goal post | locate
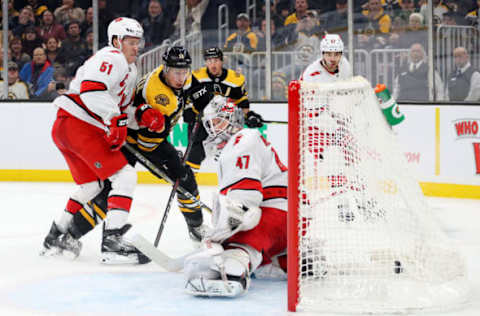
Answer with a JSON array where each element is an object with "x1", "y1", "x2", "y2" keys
[{"x1": 287, "y1": 77, "x2": 469, "y2": 314}]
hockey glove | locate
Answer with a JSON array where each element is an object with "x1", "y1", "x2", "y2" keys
[
  {"x1": 208, "y1": 194, "x2": 261, "y2": 242},
  {"x1": 136, "y1": 104, "x2": 165, "y2": 132},
  {"x1": 245, "y1": 110, "x2": 264, "y2": 128},
  {"x1": 105, "y1": 113, "x2": 128, "y2": 151},
  {"x1": 191, "y1": 84, "x2": 213, "y2": 113}
]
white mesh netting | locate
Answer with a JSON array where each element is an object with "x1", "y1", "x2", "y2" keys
[{"x1": 294, "y1": 77, "x2": 469, "y2": 314}]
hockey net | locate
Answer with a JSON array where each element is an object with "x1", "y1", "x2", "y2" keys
[{"x1": 287, "y1": 77, "x2": 469, "y2": 314}]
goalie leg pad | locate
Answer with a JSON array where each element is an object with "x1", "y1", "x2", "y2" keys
[{"x1": 184, "y1": 245, "x2": 251, "y2": 297}]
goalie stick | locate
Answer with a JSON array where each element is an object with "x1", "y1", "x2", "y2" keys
[{"x1": 123, "y1": 143, "x2": 212, "y2": 214}]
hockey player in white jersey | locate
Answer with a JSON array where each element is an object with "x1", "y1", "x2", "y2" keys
[
  {"x1": 41, "y1": 18, "x2": 161, "y2": 264},
  {"x1": 183, "y1": 96, "x2": 288, "y2": 297},
  {"x1": 300, "y1": 34, "x2": 352, "y2": 82}
]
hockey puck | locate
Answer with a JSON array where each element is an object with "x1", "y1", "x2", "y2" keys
[{"x1": 394, "y1": 260, "x2": 403, "y2": 274}]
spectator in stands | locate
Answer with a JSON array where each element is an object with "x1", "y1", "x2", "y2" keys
[
  {"x1": 393, "y1": 42, "x2": 445, "y2": 101},
  {"x1": 271, "y1": 71, "x2": 288, "y2": 101},
  {"x1": 394, "y1": 0, "x2": 418, "y2": 23},
  {"x1": 446, "y1": 46, "x2": 480, "y2": 101},
  {"x1": 3, "y1": 0, "x2": 19, "y2": 19},
  {"x1": 45, "y1": 36, "x2": 65, "y2": 65},
  {"x1": 419, "y1": 0, "x2": 449, "y2": 25},
  {"x1": 403, "y1": 12, "x2": 427, "y2": 49},
  {"x1": 11, "y1": 7, "x2": 35, "y2": 37},
  {"x1": 37, "y1": 10, "x2": 66, "y2": 43},
  {"x1": 0, "y1": 47, "x2": 12, "y2": 73},
  {"x1": 173, "y1": 0, "x2": 209, "y2": 37},
  {"x1": 10, "y1": 36, "x2": 31, "y2": 70},
  {"x1": 26, "y1": 0, "x2": 48, "y2": 17},
  {"x1": 80, "y1": 7, "x2": 93, "y2": 37},
  {"x1": 255, "y1": 0, "x2": 284, "y2": 29},
  {"x1": 141, "y1": 0, "x2": 173, "y2": 48},
  {"x1": 33, "y1": 66, "x2": 68, "y2": 100},
  {"x1": 323, "y1": 0, "x2": 348, "y2": 36},
  {"x1": 58, "y1": 20, "x2": 88, "y2": 76},
  {"x1": 22, "y1": 26, "x2": 43, "y2": 57},
  {"x1": 224, "y1": 13, "x2": 258, "y2": 53},
  {"x1": 85, "y1": 27, "x2": 94, "y2": 57},
  {"x1": 465, "y1": 0, "x2": 479, "y2": 27},
  {"x1": 256, "y1": 18, "x2": 288, "y2": 51},
  {"x1": 385, "y1": 16, "x2": 410, "y2": 49},
  {"x1": 442, "y1": 10, "x2": 464, "y2": 25},
  {"x1": 276, "y1": 1, "x2": 291, "y2": 26},
  {"x1": 284, "y1": 0, "x2": 310, "y2": 26},
  {"x1": 54, "y1": 0, "x2": 85, "y2": 26},
  {"x1": 357, "y1": 0, "x2": 392, "y2": 50},
  {"x1": 19, "y1": 47, "x2": 54, "y2": 97},
  {"x1": 0, "y1": 61, "x2": 30, "y2": 99}
]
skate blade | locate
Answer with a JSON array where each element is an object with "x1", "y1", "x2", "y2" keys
[
  {"x1": 100, "y1": 252, "x2": 142, "y2": 265},
  {"x1": 186, "y1": 279, "x2": 245, "y2": 297},
  {"x1": 39, "y1": 246, "x2": 63, "y2": 257}
]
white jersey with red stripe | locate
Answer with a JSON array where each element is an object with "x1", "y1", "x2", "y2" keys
[
  {"x1": 300, "y1": 56, "x2": 352, "y2": 83},
  {"x1": 217, "y1": 128, "x2": 287, "y2": 212},
  {"x1": 54, "y1": 46, "x2": 137, "y2": 130}
]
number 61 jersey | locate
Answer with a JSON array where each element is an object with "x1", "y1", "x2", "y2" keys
[
  {"x1": 217, "y1": 128, "x2": 288, "y2": 212},
  {"x1": 55, "y1": 46, "x2": 137, "y2": 130}
]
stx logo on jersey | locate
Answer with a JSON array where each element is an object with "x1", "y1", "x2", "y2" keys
[{"x1": 192, "y1": 86, "x2": 207, "y2": 99}]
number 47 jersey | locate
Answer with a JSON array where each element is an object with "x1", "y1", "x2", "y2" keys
[
  {"x1": 55, "y1": 46, "x2": 137, "y2": 130},
  {"x1": 217, "y1": 128, "x2": 288, "y2": 212}
]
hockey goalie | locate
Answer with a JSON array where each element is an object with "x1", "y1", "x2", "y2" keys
[{"x1": 183, "y1": 96, "x2": 288, "y2": 297}]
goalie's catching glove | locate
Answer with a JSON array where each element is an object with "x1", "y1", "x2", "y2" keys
[{"x1": 245, "y1": 110, "x2": 264, "y2": 128}]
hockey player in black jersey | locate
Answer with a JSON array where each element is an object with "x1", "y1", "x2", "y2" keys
[
  {"x1": 42, "y1": 46, "x2": 214, "y2": 261},
  {"x1": 183, "y1": 47, "x2": 264, "y2": 171}
]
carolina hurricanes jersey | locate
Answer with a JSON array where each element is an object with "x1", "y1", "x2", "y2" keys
[
  {"x1": 300, "y1": 56, "x2": 352, "y2": 83},
  {"x1": 217, "y1": 128, "x2": 287, "y2": 212},
  {"x1": 54, "y1": 46, "x2": 137, "y2": 130}
]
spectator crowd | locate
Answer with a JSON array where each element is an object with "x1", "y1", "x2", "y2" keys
[{"x1": 0, "y1": 0, "x2": 479, "y2": 101}]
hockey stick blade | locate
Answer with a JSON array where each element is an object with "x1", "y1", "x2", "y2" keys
[{"x1": 128, "y1": 233, "x2": 184, "y2": 272}]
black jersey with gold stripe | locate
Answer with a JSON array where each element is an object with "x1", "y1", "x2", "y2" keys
[
  {"x1": 129, "y1": 65, "x2": 188, "y2": 152},
  {"x1": 186, "y1": 67, "x2": 249, "y2": 107}
]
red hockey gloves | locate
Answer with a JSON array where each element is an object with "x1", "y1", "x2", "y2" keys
[
  {"x1": 245, "y1": 110, "x2": 264, "y2": 128},
  {"x1": 136, "y1": 104, "x2": 165, "y2": 132},
  {"x1": 105, "y1": 113, "x2": 128, "y2": 151}
]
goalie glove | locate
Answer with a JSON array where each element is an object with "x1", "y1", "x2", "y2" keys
[
  {"x1": 245, "y1": 110, "x2": 264, "y2": 128},
  {"x1": 208, "y1": 194, "x2": 261, "y2": 243}
]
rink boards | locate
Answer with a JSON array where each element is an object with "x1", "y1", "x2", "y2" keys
[{"x1": 1, "y1": 102, "x2": 479, "y2": 199}]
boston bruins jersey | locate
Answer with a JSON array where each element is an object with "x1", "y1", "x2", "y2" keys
[
  {"x1": 128, "y1": 65, "x2": 187, "y2": 152},
  {"x1": 184, "y1": 67, "x2": 249, "y2": 122}
]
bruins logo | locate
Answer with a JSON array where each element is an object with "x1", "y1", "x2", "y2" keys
[{"x1": 155, "y1": 94, "x2": 169, "y2": 106}]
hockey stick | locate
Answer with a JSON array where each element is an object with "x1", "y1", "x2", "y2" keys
[
  {"x1": 126, "y1": 232, "x2": 200, "y2": 272},
  {"x1": 124, "y1": 143, "x2": 212, "y2": 213},
  {"x1": 262, "y1": 119, "x2": 287, "y2": 125},
  {"x1": 153, "y1": 115, "x2": 204, "y2": 247}
]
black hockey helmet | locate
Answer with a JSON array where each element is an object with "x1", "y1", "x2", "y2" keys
[
  {"x1": 162, "y1": 46, "x2": 192, "y2": 68},
  {"x1": 203, "y1": 47, "x2": 223, "y2": 61}
]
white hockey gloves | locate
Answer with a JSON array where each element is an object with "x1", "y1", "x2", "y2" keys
[{"x1": 208, "y1": 194, "x2": 261, "y2": 243}]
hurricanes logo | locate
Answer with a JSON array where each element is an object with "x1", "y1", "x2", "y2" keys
[{"x1": 155, "y1": 94, "x2": 169, "y2": 106}]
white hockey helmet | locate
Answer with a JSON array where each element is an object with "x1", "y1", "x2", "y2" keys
[
  {"x1": 320, "y1": 34, "x2": 344, "y2": 54},
  {"x1": 203, "y1": 95, "x2": 244, "y2": 140},
  {"x1": 107, "y1": 17, "x2": 144, "y2": 47}
]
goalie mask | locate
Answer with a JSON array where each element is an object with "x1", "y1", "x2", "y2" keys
[{"x1": 202, "y1": 96, "x2": 244, "y2": 160}]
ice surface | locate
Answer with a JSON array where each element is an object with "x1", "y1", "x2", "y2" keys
[{"x1": 0, "y1": 182, "x2": 478, "y2": 316}]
